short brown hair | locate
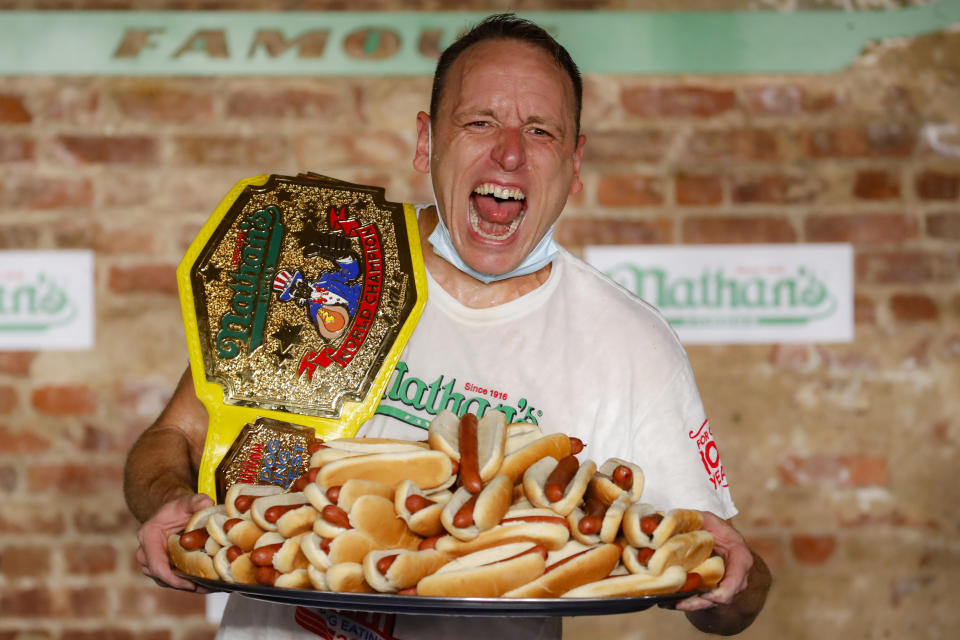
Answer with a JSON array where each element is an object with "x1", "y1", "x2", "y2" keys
[{"x1": 429, "y1": 13, "x2": 583, "y2": 136}]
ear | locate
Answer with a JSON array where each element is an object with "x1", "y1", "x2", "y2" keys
[
  {"x1": 413, "y1": 111, "x2": 431, "y2": 174},
  {"x1": 568, "y1": 134, "x2": 586, "y2": 196}
]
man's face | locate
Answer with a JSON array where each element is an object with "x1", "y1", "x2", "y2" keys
[{"x1": 414, "y1": 39, "x2": 585, "y2": 277}]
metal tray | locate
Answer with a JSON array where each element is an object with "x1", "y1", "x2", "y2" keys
[{"x1": 184, "y1": 575, "x2": 699, "y2": 617}]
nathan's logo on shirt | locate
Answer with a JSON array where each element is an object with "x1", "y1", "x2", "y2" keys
[
  {"x1": 270, "y1": 205, "x2": 385, "y2": 379},
  {"x1": 690, "y1": 419, "x2": 727, "y2": 491},
  {"x1": 216, "y1": 205, "x2": 285, "y2": 358},
  {"x1": 375, "y1": 361, "x2": 543, "y2": 429}
]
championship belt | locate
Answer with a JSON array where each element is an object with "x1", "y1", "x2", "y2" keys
[{"x1": 177, "y1": 173, "x2": 426, "y2": 500}]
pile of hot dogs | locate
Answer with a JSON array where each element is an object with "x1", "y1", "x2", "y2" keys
[{"x1": 168, "y1": 410, "x2": 724, "y2": 598}]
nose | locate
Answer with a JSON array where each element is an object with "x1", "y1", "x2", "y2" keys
[{"x1": 491, "y1": 127, "x2": 525, "y2": 171}]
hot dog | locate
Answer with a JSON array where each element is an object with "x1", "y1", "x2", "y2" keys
[
  {"x1": 225, "y1": 483, "x2": 283, "y2": 519},
  {"x1": 434, "y1": 505, "x2": 571, "y2": 556},
  {"x1": 621, "y1": 504, "x2": 704, "y2": 549},
  {"x1": 318, "y1": 449, "x2": 453, "y2": 492},
  {"x1": 567, "y1": 492, "x2": 632, "y2": 546},
  {"x1": 522, "y1": 456, "x2": 596, "y2": 516},
  {"x1": 562, "y1": 564, "x2": 688, "y2": 598},
  {"x1": 440, "y1": 474, "x2": 513, "y2": 541},
  {"x1": 416, "y1": 542, "x2": 547, "y2": 598},
  {"x1": 394, "y1": 479, "x2": 452, "y2": 538},
  {"x1": 166, "y1": 505, "x2": 223, "y2": 580},
  {"x1": 428, "y1": 410, "x2": 507, "y2": 487},
  {"x1": 300, "y1": 530, "x2": 376, "y2": 570},
  {"x1": 621, "y1": 530, "x2": 714, "y2": 576},
  {"x1": 213, "y1": 544, "x2": 257, "y2": 584},
  {"x1": 248, "y1": 491, "x2": 317, "y2": 537},
  {"x1": 499, "y1": 432, "x2": 573, "y2": 485},
  {"x1": 588, "y1": 458, "x2": 645, "y2": 505},
  {"x1": 690, "y1": 554, "x2": 725, "y2": 589},
  {"x1": 362, "y1": 548, "x2": 451, "y2": 593},
  {"x1": 503, "y1": 541, "x2": 621, "y2": 598}
]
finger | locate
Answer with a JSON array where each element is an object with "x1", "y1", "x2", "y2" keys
[{"x1": 675, "y1": 595, "x2": 715, "y2": 612}]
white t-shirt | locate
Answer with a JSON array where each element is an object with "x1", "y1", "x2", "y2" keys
[{"x1": 216, "y1": 249, "x2": 736, "y2": 640}]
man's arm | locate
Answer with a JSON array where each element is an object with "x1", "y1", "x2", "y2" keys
[
  {"x1": 124, "y1": 366, "x2": 212, "y2": 590},
  {"x1": 675, "y1": 512, "x2": 772, "y2": 635}
]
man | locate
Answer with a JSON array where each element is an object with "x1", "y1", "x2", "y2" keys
[{"x1": 125, "y1": 14, "x2": 770, "y2": 638}]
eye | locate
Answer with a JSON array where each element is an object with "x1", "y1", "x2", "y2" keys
[{"x1": 529, "y1": 127, "x2": 554, "y2": 138}]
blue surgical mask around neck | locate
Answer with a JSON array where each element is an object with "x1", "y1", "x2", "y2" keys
[{"x1": 424, "y1": 127, "x2": 561, "y2": 284}]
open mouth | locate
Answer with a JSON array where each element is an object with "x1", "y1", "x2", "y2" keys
[{"x1": 469, "y1": 183, "x2": 527, "y2": 241}]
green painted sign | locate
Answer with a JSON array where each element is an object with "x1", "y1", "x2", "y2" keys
[{"x1": 0, "y1": 3, "x2": 957, "y2": 76}]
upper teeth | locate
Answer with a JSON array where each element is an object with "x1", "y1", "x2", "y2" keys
[{"x1": 474, "y1": 184, "x2": 525, "y2": 200}]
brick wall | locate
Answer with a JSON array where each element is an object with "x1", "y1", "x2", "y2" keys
[{"x1": 1, "y1": 4, "x2": 958, "y2": 639}]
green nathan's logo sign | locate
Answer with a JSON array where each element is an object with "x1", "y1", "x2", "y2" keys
[
  {"x1": 0, "y1": 251, "x2": 94, "y2": 350},
  {"x1": 585, "y1": 244, "x2": 853, "y2": 344}
]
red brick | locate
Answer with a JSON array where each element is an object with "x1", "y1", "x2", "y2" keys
[
  {"x1": 0, "y1": 387, "x2": 16, "y2": 414},
  {"x1": 744, "y1": 535, "x2": 784, "y2": 570},
  {"x1": 173, "y1": 135, "x2": 290, "y2": 167},
  {"x1": 791, "y1": 535, "x2": 836, "y2": 565},
  {"x1": 0, "y1": 425, "x2": 49, "y2": 453},
  {"x1": 927, "y1": 212, "x2": 960, "y2": 240},
  {"x1": 890, "y1": 293, "x2": 940, "y2": 322},
  {"x1": 622, "y1": 85, "x2": 736, "y2": 118},
  {"x1": 43, "y1": 86, "x2": 99, "y2": 121},
  {"x1": 802, "y1": 124, "x2": 915, "y2": 157},
  {"x1": 0, "y1": 225, "x2": 41, "y2": 249},
  {"x1": 0, "y1": 587, "x2": 54, "y2": 616},
  {"x1": 27, "y1": 463, "x2": 122, "y2": 493},
  {"x1": 226, "y1": 89, "x2": 344, "y2": 119},
  {"x1": 31, "y1": 385, "x2": 97, "y2": 415},
  {"x1": 113, "y1": 380, "x2": 176, "y2": 418},
  {"x1": 682, "y1": 215, "x2": 797, "y2": 244},
  {"x1": 108, "y1": 264, "x2": 178, "y2": 295},
  {"x1": 596, "y1": 174, "x2": 665, "y2": 206},
  {"x1": 0, "y1": 137, "x2": 34, "y2": 162},
  {"x1": 0, "y1": 352, "x2": 35, "y2": 375},
  {"x1": 183, "y1": 628, "x2": 218, "y2": 640},
  {"x1": 0, "y1": 544, "x2": 51, "y2": 578},
  {"x1": 805, "y1": 213, "x2": 917, "y2": 244},
  {"x1": 0, "y1": 175, "x2": 94, "y2": 209},
  {"x1": 741, "y1": 83, "x2": 838, "y2": 116},
  {"x1": 0, "y1": 503, "x2": 65, "y2": 534},
  {"x1": 0, "y1": 466, "x2": 15, "y2": 492},
  {"x1": 53, "y1": 221, "x2": 160, "y2": 255},
  {"x1": 296, "y1": 131, "x2": 411, "y2": 168},
  {"x1": 0, "y1": 94, "x2": 31, "y2": 124},
  {"x1": 109, "y1": 85, "x2": 215, "y2": 121},
  {"x1": 681, "y1": 129, "x2": 780, "y2": 162},
  {"x1": 915, "y1": 170, "x2": 960, "y2": 200},
  {"x1": 53, "y1": 135, "x2": 158, "y2": 165},
  {"x1": 854, "y1": 294, "x2": 877, "y2": 325},
  {"x1": 855, "y1": 251, "x2": 957, "y2": 284},
  {"x1": 66, "y1": 587, "x2": 109, "y2": 617},
  {"x1": 675, "y1": 174, "x2": 723, "y2": 205},
  {"x1": 778, "y1": 454, "x2": 888, "y2": 488},
  {"x1": 581, "y1": 130, "x2": 673, "y2": 164},
  {"x1": 126, "y1": 585, "x2": 206, "y2": 616},
  {"x1": 768, "y1": 344, "x2": 810, "y2": 368},
  {"x1": 73, "y1": 506, "x2": 138, "y2": 534},
  {"x1": 0, "y1": 630, "x2": 51, "y2": 640},
  {"x1": 555, "y1": 217, "x2": 674, "y2": 246},
  {"x1": 853, "y1": 169, "x2": 901, "y2": 200},
  {"x1": 732, "y1": 173, "x2": 824, "y2": 204},
  {"x1": 65, "y1": 543, "x2": 117, "y2": 574}
]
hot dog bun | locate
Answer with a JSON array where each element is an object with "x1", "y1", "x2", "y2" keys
[
  {"x1": 249, "y1": 491, "x2": 316, "y2": 537},
  {"x1": 434, "y1": 510, "x2": 570, "y2": 556},
  {"x1": 416, "y1": 542, "x2": 546, "y2": 598},
  {"x1": 622, "y1": 530, "x2": 714, "y2": 576},
  {"x1": 523, "y1": 456, "x2": 596, "y2": 516},
  {"x1": 562, "y1": 564, "x2": 687, "y2": 598},
  {"x1": 691, "y1": 555, "x2": 725, "y2": 589},
  {"x1": 568, "y1": 492, "x2": 631, "y2": 545},
  {"x1": 428, "y1": 410, "x2": 507, "y2": 483},
  {"x1": 225, "y1": 483, "x2": 283, "y2": 519},
  {"x1": 394, "y1": 480, "x2": 450, "y2": 537},
  {"x1": 503, "y1": 542, "x2": 621, "y2": 598},
  {"x1": 348, "y1": 494, "x2": 421, "y2": 550},
  {"x1": 440, "y1": 475, "x2": 513, "y2": 541},
  {"x1": 362, "y1": 548, "x2": 450, "y2": 593},
  {"x1": 318, "y1": 450, "x2": 453, "y2": 491},
  {"x1": 167, "y1": 533, "x2": 218, "y2": 580},
  {"x1": 589, "y1": 458, "x2": 645, "y2": 505},
  {"x1": 499, "y1": 433, "x2": 571, "y2": 484},
  {"x1": 326, "y1": 562, "x2": 374, "y2": 593}
]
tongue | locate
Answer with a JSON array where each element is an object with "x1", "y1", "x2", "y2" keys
[{"x1": 474, "y1": 194, "x2": 523, "y2": 222}]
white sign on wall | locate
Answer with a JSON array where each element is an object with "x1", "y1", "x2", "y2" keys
[
  {"x1": 584, "y1": 244, "x2": 853, "y2": 344},
  {"x1": 0, "y1": 250, "x2": 95, "y2": 350}
]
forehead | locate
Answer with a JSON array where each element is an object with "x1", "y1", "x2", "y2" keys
[{"x1": 439, "y1": 39, "x2": 576, "y2": 120}]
